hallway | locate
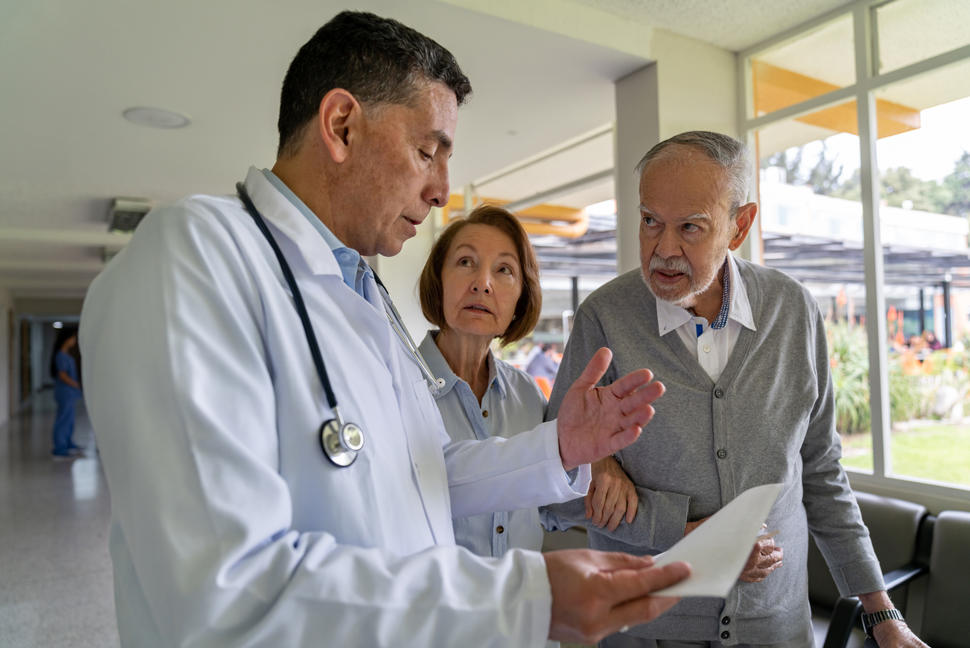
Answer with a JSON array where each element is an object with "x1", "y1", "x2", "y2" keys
[{"x1": 0, "y1": 394, "x2": 119, "y2": 647}]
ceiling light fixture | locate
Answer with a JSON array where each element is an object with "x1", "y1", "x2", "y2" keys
[{"x1": 122, "y1": 106, "x2": 191, "y2": 129}]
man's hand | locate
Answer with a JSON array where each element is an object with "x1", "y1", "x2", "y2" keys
[
  {"x1": 738, "y1": 531, "x2": 783, "y2": 582},
  {"x1": 557, "y1": 348, "x2": 664, "y2": 471},
  {"x1": 586, "y1": 457, "x2": 638, "y2": 531},
  {"x1": 859, "y1": 591, "x2": 928, "y2": 647},
  {"x1": 871, "y1": 620, "x2": 928, "y2": 647},
  {"x1": 684, "y1": 516, "x2": 710, "y2": 536},
  {"x1": 545, "y1": 549, "x2": 690, "y2": 643}
]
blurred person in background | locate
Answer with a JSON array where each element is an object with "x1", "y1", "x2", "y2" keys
[{"x1": 50, "y1": 326, "x2": 83, "y2": 459}]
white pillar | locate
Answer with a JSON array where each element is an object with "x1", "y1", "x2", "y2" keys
[{"x1": 614, "y1": 64, "x2": 660, "y2": 275}]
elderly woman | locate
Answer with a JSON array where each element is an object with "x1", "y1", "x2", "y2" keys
[{"x1": 418, "y1": 204, "x2": 636, "y2": 559}]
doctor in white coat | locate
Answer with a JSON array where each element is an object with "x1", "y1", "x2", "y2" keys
[{"x1": 80, "y1": 11, "x2": 689, "y2": 647}]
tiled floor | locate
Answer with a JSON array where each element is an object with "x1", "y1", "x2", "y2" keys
[
  {"x1": 0, "y1": 393, "x2": 119, "y2": 647},
  {"x1": 0, "y1": 394, "x2": 596, "y2": 648}
]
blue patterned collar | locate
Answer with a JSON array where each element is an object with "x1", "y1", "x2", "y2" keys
[{"x1": 710, "y1": 259, "x2": 731, "y2": 330}]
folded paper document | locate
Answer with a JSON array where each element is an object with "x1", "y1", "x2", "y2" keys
[{"x1": 652, "y1": 482, "x2": 784, "y2": 597}]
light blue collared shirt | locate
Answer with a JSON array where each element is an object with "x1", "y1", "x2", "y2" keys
[
  {"x1": 261, "y1": 169, "x2": 373, "y2": 297},
  {"x1": 418, "y1": 331, "x2": 553, "y2": 557}
]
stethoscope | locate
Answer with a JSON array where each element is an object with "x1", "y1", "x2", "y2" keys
[{"x1": 236, "y1": 182, "x2": 443, "y2": 467}]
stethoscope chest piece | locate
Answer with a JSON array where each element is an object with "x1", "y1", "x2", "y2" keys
[{"x1": 320, "y1": 419, "x2": 364, "y2": 467}]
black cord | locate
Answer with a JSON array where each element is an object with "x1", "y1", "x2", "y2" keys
[{"x1": 236, "y1": 183, "x2": 338, "y2": 411}]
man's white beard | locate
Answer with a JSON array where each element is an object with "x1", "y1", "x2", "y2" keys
[{"x1": 640, "y1": 254, "x2": 718, "y2": 310}]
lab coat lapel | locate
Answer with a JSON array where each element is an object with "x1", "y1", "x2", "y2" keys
[
  {"x1": 242, "y1": 167, "x2": 341, "y2": 279},
  {"x1": 244, "y1": 167, "x2": 452, "y2": 545}
]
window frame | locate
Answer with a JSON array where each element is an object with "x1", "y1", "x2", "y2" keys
[{"x1": 737, "y1": 0, "x2": 970, "y2": 510}]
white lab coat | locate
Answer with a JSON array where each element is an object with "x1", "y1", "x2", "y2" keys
[{"x1": 79, "y1": 167, "x2": 590, "y2": 647}]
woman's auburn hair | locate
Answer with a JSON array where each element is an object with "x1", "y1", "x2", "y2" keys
[{"x1": 419, "y1": 204, "x2": 541, "y2": 345}]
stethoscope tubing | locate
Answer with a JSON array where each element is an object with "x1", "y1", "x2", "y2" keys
[
  {"x1": 235, "y1": 180, "x2": 443, "y2": 466},
  {"x1": 236, "y1": 183, "x2": 342, "y2": 418}
]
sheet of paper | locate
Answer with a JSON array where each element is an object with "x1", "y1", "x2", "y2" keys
[{"x1": 652, "y1": 482, "x2": 783, "y2": 597}]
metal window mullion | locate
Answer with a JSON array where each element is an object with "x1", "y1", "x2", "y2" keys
[
  {"x1": 742, "y1": 85, "x2": 858, "y2": 132},
  {"x1": 736, "y1": 50, "x2": 764, "y2": 264},
  {"x1": 854, "y1": 2, "x2": 891, "y2": 478}
]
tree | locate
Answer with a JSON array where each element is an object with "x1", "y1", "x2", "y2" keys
[
  {"x1": 806, "y1": 143, "x2": 844, "y2": 195},
  {"x1": 763, "y1": 148, "x2": 803, "y2": 185},
  {"x1": 879, "y1": 167, "x2": 949, "y2": 212},
  {"x1": 942, "y1": 150, "x2": 970, "y2": 217},
  {"x1": 764, "y1": 145, "x2": 970, "y2": 218}
]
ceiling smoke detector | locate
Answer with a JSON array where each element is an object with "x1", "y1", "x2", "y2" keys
[
  {"x1": 108, "y1": 197, "x2": 153, "y2": 232},
  {"x1": 123, "y1": 106, "x2": 191, "y2": 129}
]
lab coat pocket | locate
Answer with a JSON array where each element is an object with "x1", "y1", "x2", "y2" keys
[{"x1": 402, "y1": 377, "x2": 453, "y2": 544}]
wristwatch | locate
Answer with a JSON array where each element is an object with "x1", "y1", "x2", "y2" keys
[{"x1": 861, "y1": 608, "x2": 904, "y2": 637}]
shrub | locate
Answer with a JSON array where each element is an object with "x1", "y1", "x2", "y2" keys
[{"x1": 826, "y1": 322, "x2": 936, "y2": 434}]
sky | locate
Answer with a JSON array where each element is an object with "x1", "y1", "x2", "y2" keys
[{"x1": 808, "y1": 95, "x2": 970, "y2": 183}]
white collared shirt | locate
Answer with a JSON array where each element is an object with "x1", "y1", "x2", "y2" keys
[{"x1": 655, "y1": 254, "x2": 757, "y2": 382}]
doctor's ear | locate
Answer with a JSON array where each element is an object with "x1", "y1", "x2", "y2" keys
[{"x1": 317, "y1": 89, "x2": 361, "y2": 164}]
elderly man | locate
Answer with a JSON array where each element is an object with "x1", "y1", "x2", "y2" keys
[
  {"x1": 544, "y1": 131, "x2": 926, "y2": 648},
  {"x1": 78, "y1": 10, "x2": 689, "y2": 648}
]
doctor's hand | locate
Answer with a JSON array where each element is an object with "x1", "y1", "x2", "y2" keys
[
  {"x1": 557, "y1": 348, "x2": 664, "y2": 471},
  {"x1": 586, "y1": 456, "x2": 639, "y2": 531},
  {"x1": 545, "y1": 549, "x2": 689, "y2": 643}
]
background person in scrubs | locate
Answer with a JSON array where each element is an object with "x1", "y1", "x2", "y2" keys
[{"x1": 50, "y1": 326, "x2": 82, "y2": 459}]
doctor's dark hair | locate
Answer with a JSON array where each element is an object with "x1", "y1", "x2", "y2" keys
[
  {"x1": 277, "y1": 11, "x2": 472, "y2": 157},
  {"x1": 420, "y1": 205, "x2": 541, "y2": 346}
]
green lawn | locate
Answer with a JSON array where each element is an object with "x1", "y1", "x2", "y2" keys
[{"x1": 840, "y1": 423, "x2": 970, "y2": 487}]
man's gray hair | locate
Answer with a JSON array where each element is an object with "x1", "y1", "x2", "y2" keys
[{"x1": 635, "y1": 131, "x2": 752, "y2": 214}]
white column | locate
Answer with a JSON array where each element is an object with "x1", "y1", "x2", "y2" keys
[{"x1": 614, "y1": 64, "x2": 660, "y2": 275}]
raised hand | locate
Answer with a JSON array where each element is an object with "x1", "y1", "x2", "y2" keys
[{"x1": 557, "y1": 348, "x2": 664, "y2": 471}]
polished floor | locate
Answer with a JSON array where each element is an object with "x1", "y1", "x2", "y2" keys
[
  {"x1": 0, "y1": 394, "x2": 593, "y2": 648},
  {"x1": 0, "y1": 393, "x2": 119, "y2": 647}
]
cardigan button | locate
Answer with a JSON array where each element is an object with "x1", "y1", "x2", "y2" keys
[
  {"x1": 721, "y1": 616, "x2": 731, "y2": 625},
  {"x1": 716, "y1": 448, "x2": 728, "y2": 459},
  {"x1": 714, "y1": 388, "x2": 724, "y2": 398},
  {"x1": 482, "y1": 409, "x2": 489, "y2": 418},
  {"x1": 721, "y1": 631, "x2": 730, "y2": 640},
  {"x1": 495, "y1": 525, "x2": 505, "y2": 534}
]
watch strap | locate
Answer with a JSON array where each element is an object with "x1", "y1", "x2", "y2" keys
[{"x1": 861, "y1": 608, "x2": 904, "y2": 636}]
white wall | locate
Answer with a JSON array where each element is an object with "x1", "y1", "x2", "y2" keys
[
  {"x1": 650, "y1": 29, "x2": 738, "y2": 139},
  {"x1": 0, "y1": 286, "x2": 11, "y2": 427},
  {"x1": 613, "y1": 30, "x2": 738, "y2": 274},
  {"x1": 614, "y1": 64, "x2": 660, "y2": 275}
]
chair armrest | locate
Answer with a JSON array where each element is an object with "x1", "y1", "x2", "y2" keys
[
  {"x1": 822, "y1": 597, "x2": 863, "y2": 648},
  {"x1": 823, "y1": 564, "x2": 927, "y2": 648},
  {"x1": 882, "y1": 565, "x2": 926, "y2": 591}
]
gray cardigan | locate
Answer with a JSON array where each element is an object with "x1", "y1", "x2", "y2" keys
[{"x1": 542, "y1": 259, "x2": 883, "y2": 645}]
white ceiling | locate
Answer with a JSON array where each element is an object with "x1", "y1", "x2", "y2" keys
[
  {"x1": 0, "y1": 0, "x2": 863, "y2": 300},
  {"x1": 569, "y1": 0, "x2": 853, "y2": 51}
]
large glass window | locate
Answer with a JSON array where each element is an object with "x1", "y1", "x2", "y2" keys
[
  {"x1": 874, "y1": 62, "x2": 970, "y2": 488},
  {"x1": 743, "y1": 0, "x2": 970, "y2": 496},
  {"x1": 755, "y1": 104, "x2": 874, "y2": 473},
  {"x1": 876, "y1": 0, "x2": 970, "y2": 73},
  {"x1": 750, "y1": 14, "x2": 854, "y2": 117}
]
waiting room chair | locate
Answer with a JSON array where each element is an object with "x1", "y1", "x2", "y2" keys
[{"x1": 808, "y1": 491, "x2": 929, "y2": 648}]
